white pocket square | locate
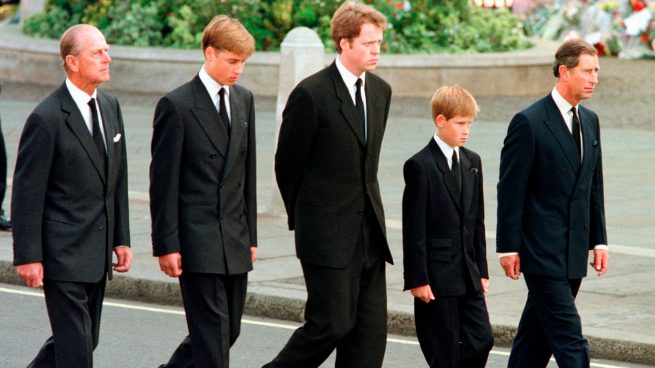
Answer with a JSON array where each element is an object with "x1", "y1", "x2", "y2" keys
[{"x1": 113, "y1": 133, "x2": 121, "y2": 142}]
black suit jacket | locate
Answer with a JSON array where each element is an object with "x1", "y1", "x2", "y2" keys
[
  {"x1": 496, "y1": 94, "x2": 607, "y2": 279},
  {"x1": 402, "y1": 140, "x2": 488, "y2": 296},
  {"x1": 12, "y1": 83, "x2": 130, "y2": 283},
  {"x1": 150, "y1": 76, "x2": 256, "y2": 275},
  {"x1": 275, "y1": 62, "x2": 393, "y2": 268}
]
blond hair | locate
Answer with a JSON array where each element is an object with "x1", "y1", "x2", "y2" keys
[
  {"x1": 431, "y1": 86, "x2": 479, "y2": 120},
  {"x1": 330, "y1": 1, "x2": 387, "y2": 53},
  {"x1": 202, "y1": 15, "x2": 255, "y2": 57}
]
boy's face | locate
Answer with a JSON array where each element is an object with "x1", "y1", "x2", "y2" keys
[
  {"x1": 435, "y1": 114, "x2": 474, "y2": 148},
  {"x1": 204, "y1": 47, "x2": 247, "y2": 86}
]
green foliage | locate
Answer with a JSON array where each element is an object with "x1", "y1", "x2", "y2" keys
[
  {"x1": 22, "y1": 5, "x2": 80, "y2": 39},
  {"x1": 22, "y1": 0, "x2": 530, "y2": 53}
]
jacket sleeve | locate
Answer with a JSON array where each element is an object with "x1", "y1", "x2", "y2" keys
[
  {"x1": 588, "y1": 116, "x2": 607, "y2": 248},
  {"x1": 12, "y1": 112, "x2": 55, "y2": 265},
  {"x1": 496, "y1": 113, "x2": 535, "y2": 253},
  {"x1": 245, "y1": 90, "x2": 257, "y2": 246},
  {"x1": 401, "y1": 158, "x2": 429, "y2": 290},
  {"x1": 274, "y1": 86, "x2": 319, "y2": 230},
  {"x1": 149, "y1": 96, "x2": 184, "y2": 256},
  {"x1": 475, "y1": 159, "x2": 489, "y2": 278},
  {"x1": 113, "y1": 98, "x2": 131, "y2": 247}
]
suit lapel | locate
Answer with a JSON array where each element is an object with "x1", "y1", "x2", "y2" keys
[
  {"x1": 190, "y1": 76, "x2": 229, "y2": 158},
  {"x1": 97, "y1": 92, "x2": 116, "y2": 181},
  {"x1": 60, "y1": 85, "x2": 106, "y2": 183},
  {"x1": 330, "y1": 64, "x2": 366, "y2": 147},
  {"x1": 459, "y1": 149, "x2": 474, "y2": 215},
  {"x1": 222, "y1": 87, "x2": 247, "y2": 179},
  {"x1": 541, "y1": 95, "x2": 581, "y2": 172},
  {"x1": 364, "y1": 77, "x2": 385, "y2": 150},
  {"x1": 573, "y1": 106, "x2": 596, "y2": 190},
  {"x1": 428, "y1": 140, "x2": 461, "y2": 211}
]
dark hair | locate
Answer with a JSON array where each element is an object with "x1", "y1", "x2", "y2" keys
[{"x1": 552, "y1": 39, "x2": 597, "y2": 77}]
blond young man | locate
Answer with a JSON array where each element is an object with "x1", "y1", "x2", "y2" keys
[
  {"x1": 150, "y1": 15, "x2": 257, "y2": 368},
  {"x1": 402, "y1": 86, "x2": 493, "y2": 368}
]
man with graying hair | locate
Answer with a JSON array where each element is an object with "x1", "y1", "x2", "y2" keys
[
  {"x1": 497, "y1": 39, "x2": 609, "y2": 368},
  {"x1": 12, "y1": 24, "x2": 132, "y2": 368}
]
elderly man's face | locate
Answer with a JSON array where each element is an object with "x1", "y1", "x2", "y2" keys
[{"x1": 67, "y1": 28, "x2": 112, "y2": 89}]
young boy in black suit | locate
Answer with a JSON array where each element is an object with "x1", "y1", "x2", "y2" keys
[{"x1": 402, "y1": 86, "x2": 493, "y2": 368}]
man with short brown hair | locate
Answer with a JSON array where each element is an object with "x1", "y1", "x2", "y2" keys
[
  {"x1": 265, "y1": 2, "x2": 393, "y2": 367},
  {"x1": 497, "y1": 39, "x2": 609, "y2": 368},
  {"x1": 151, "y1": 15, "x2": 257, "y2": 368}
]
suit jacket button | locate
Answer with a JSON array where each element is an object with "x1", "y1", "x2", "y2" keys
[
  {"x1": 98, "y1": 225, "x2": 104, "y2": 230},
  {"x1": 219, "y1": 183, "x2": 224, "y2": 189},
  {"x1": 220, "y1": 216, "x2": 224, "y2": 221}
]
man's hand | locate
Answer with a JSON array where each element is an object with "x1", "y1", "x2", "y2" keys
[
  {"x1": 159, "y1": 252, "x2": 182, "y2": 277},
  {"x1": 113, "y1": 245, "x2": 132, "y2": 273},
  {"x1": 17, "y1": 262, "x2": 44, "y2": 288},
  {"x1": 500, "y1": 254, "x2": 521, "y2": 280},
  {"x1": 591, "y1": 248, "x2": 609, "y2": 276},
  {"x1": 250, "y1": 246, "x2": 257, "y2": 263},
  {"x1": 480, "y1": 278, "x2": 490, "y2": 293},
  {"x1": 410, "y1": 284, "x2": 435, "y2": 304}
]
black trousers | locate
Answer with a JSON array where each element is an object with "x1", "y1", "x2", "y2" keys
[
  {"x1": 414, "y1": 288, "x2": 493, "y2": 368},
  {"x1": 28, "y1": 277, "x2": 107, "y2": 368},
  {"x1": 508, "y1": 274, "x2": 588, "y2": 368},
  {"x1": 264, "y1": 207, "x2": 387, "y2": 368},
  {"x1": 165, "y1": 272, "x2": 247, "y2": 368}
]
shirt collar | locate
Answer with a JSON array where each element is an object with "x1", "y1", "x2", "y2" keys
[
  {"x1": 65, "y1": 78, "x2": 96, "y2": 104},
  {"x1": 433, "y1": 133, "x2": 458, "y2": 161},
  {"x1": 551, "y1": 87, "x2": 577, "y2": 117},
  {"x1": 336, "y1": 56, "x2": 365, "y2": 89},
  {"x1": 199, "y1": 65, "x2": 229, "y2": 99}
]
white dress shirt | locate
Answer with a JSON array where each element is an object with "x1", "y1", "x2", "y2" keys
[
  {"x1": 433, "y1": 133, "x2": 458, "y2": 169},
  {"x1": 199, "y1": 66, "x2": 231, "y2": 123},
  {"x1": 335, "y1": 56, "x2": 367, "y2": 140},
  {"x1": 65, "y1": 78, "x2": 106, "y2": 148}
]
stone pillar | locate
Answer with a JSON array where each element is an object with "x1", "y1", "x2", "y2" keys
[
  {"x1": 268, "y1": 27, "x2": 324, "y2": 215},
  {"x1": 18, "y1": 0, "x2": 47, "y2": 23}
]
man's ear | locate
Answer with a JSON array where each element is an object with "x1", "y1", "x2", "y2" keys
[
  {"x1": 339, "y1": 37, "x2": 350, "y2": 52},
  {"x1": 65, "y1": 54, "x2": 78, "y2": 73},
  {"x1": 204, "y1": 46, "x2": 215, "y2": 62},
  {"x1": 435, "y1": 114, "x2": 446, "y2": 128}
]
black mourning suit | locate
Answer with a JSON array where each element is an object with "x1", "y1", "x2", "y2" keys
[
  {"x1": 12, "y1": 82, "x2": 130, "y2": 368},
  {"x1": 150, "y1": 74, "x2": 256, "y2": 367},
  {"x1": 267, "y1": 62, "x2": 393, "y2": 368},
  {"x1": 402, "y1": 140, "x2": 493, "y2": 367}
]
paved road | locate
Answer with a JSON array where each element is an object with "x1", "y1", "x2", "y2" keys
[
  {"x1": 1, "y1": 57, "x2": 655, "y2": 365},
  {"x1": 1, "y1": 283, "x2": 650, "y2": 368}
]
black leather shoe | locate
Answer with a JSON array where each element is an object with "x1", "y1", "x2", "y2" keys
[{"x1": 0, "y1": 213, "x2": 10, "y2": 231}]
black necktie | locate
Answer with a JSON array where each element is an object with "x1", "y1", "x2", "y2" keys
[
  {"x1": 88, "y1": 98, "x2": 107, "y2": 175},
  {"x1": 218, "y1": 88, "x2": 230, "y2": 136},
  {"x1": 570, "y1": 106, "x2": 581, "y2": 158},
  {"x1": 355, "y1": 78, "x2": 366, "y2": 142},
  {"x1": 451, "y1": 150, "x2": 461, "y2": 194}
]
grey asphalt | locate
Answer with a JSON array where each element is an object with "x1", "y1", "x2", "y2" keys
[{"x1": 0, "y1": 55, "x2": 654, "y2": 365}]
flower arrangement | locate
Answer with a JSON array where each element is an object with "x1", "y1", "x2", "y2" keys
[{"x1": 523, "y1": 0, "x2": 655, "y2": 58}]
